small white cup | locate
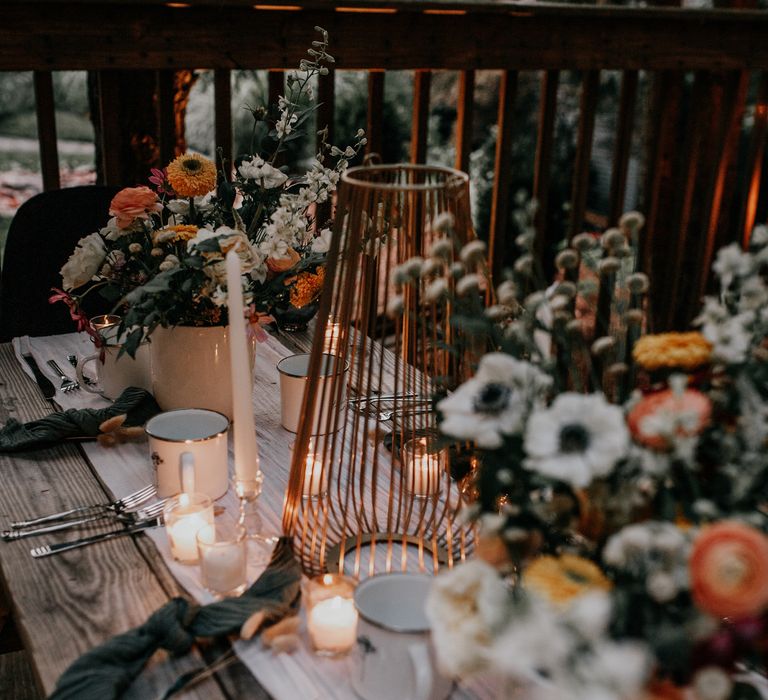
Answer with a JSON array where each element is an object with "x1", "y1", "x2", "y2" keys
[
  {"x1": 145, "y1": 409, "x2": 230, "y2": 500},
  {"x1": 77, "y1": 342, "x2": 152, "y2": 400},
  {"x1": 277, "y1": 353, "x2": 348, "y2": 434},
  {"x1": 353, "y1": 573, "x2": 453, "y2": 700}
]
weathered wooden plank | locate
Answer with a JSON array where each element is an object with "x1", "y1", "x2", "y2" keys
[
  {"x1": 6, "y1": 4, "x2": 768, "y2": 72},
  {"x1": 568, "y1": 69, "x2": 600, "y2": 240},
  {"x1": 488, "y1": 70, "x2": 518, "y2": 280},
  {"x1": 32, "y1": 71, "x2": 60, "y2": 192},
  {"x1": 411, "y1": 70, "x2": 431, "y2": 165},
  {"x1": 533, "y1": 70, "x2": 560, "y2": 269},
  {"x1": 95, "y1": 70, "x2": 123, "y2": 187},
  {"x1": 366, "y1": 71, "x2": 385, "y2": 161},
  {"x1": 156, "y1": 70, "x2": 176, "y2": 167},
  {"x1": 0, "y1": 346, "x2": 239, "y2": 698},
  {"x1": 316, "y1": 68, "x2": 336, "y2": 226},
  {"x1": 740, "y1": 72, "x2": 768, "y2": 246},
  {"x1": 0, "y1": 651, "x2": 43, "y2": 700},
  {"x1": 608, "y1": 70, "x2": 638, "y2": 225},
  {"x1": 214, "y1": 68, "x2": 233, "y2": 177},
  {"x1": 454, "y1": 70, "x2": 475, "y2": 174}
]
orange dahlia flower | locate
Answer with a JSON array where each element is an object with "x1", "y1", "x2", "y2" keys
[
  {"x1": 166, "y1": 153, "x2": 217, "y2": 198},
  {"x1": 632, "y1": 332, "x2": 712, "y2": 372},
  {"x1": 266, "y1": 247, "x2": 301, "y2": 274},
  {"x1": 690, "y1": 521, "x2": 768, "y2": 619}
]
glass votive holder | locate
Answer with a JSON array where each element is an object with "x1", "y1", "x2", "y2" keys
[
  {"x1": 401, "y1": 437, "x2": 444, "y2": 497},
  {"x1": 322, "y1": 319, "x2": 343, "y2": 355},
  {"x1": 196, "y1": 517, "x2": 248, "y2": 598},
  {"x1": 89, "y1": 314, "x2": 121, "y2": 345},
  {"x1": 305, "y1": 573, "x2": 358, "y2": 656},
  {"x1": 163, "y1": 493, "x2": 214, "y2": 564},
  {"x1": 294, "y1": 438, "x2": 328, "y2": 499}
]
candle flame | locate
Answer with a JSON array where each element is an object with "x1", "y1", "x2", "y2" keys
[{"x1": 323, "y1": 573, "x2": 334, "y2": 585}]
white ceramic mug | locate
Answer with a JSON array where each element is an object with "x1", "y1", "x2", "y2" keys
[
  {"x1": 353, "y1": 573, "x2": 453, "y2": 700},
  {"x1": 277, "y1": 353, "x2": 348, "y2": 434},
  {"x1": 145, "y1": 409, "x2": 230, "y2": 500},
  {"x1": 76, "y1": 342, "x2": 152, "y2": 400}
]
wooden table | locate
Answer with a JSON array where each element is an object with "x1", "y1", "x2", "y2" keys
[{"x1": 0, "y1": 331, "x2": 311, "y2": 699}]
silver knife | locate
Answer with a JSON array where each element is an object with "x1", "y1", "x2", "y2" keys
[
  {"x1": 29, "y1": 518, "x2": 161, "y2": 558},
  {"x1": 19, "y1": 338, "x2": 55, "y2": 400}
]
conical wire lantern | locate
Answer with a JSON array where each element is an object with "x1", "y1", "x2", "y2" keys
[{"x1": 282, "y1": 164, "x2": 478, "y2": 576}]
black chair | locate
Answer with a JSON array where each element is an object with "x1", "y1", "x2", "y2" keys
[{"x1": 0, "y1": 185, "x2": 121, "y2": 342}]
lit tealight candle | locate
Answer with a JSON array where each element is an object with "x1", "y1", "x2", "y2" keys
[
  {"x1": 323, "y1": 321, "x2": 343, "y2": 355},
  {"x1": 305, "y1": 574, "x2": 358, "y2": 656},
  {"x1": 403, "y1": 437, "x2": 442, "y2": 497},
  {"x1": 163, "y1": 493, "x2": 214, "y2": 564},
  {"x1": 303, "y1": 452, "x2": 326, "y2": 497}
]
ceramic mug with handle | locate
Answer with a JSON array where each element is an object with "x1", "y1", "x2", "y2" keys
[{"x1": 353, "y1": 572, "x2": 453, "y2": 700}]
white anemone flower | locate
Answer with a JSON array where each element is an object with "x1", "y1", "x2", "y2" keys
[
  {"x1": 60, "y1": 232, "x2": 107, "y2": 291},
  {"x1": 523, "y1": 392, "x2": 628, "y2": 487},
  {"x1": 438, "y1": 353, "x2": 552, "y2": 449}
]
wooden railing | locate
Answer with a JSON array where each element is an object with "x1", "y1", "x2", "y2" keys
[{"x1": 3, "y1": 0, "x2": 768, "y2": 330}]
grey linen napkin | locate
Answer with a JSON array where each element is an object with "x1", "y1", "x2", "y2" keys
[
  {"x1": 0, "y1": 387, "x2": 161, "y2": 452},
  {"x1": 50, "y1": 538, "x2": 302, "y2": 700}
]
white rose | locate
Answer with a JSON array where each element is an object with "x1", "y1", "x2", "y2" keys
[{"x1": 60, "y1": 232, "x2": 107, "y2": 291}]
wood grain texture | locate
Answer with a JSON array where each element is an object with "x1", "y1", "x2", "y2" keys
[
  {"x1": 0, "y1": 345, "x2": 245, "y2": 698},
  {"x1": 4, "y1": 4, "x2": 768, "y2": 71},
  {"x1": 0, "y1": 651, "x2": 43, "y2": 700}
]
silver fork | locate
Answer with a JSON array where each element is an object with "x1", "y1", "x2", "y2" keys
[
  {"x1": 67, "y1": 354, "x2": 96, "y2": 386},
  {"x1": 30, "y1": 517, "x2": 162, "y2": 558},
  {"x1": 10, "y1": 484, "x2": 157, "y2": 529},
  {"x1": 46, "y1": 360, "x2": 80, "y2": 393},
  {"x1": 3, "y1": 499, "x2": 166, "y2": 541},
  {"x1": 375, "y1": 406, "x2": 433, "y2": 422}
]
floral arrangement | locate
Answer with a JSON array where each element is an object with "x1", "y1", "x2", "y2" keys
[
  {"x1": 390, "y1": 207, "x2": 768, "y2": 699},
  {"x1": 54, "y1": 27, "x2": 365, "y2": 355}
]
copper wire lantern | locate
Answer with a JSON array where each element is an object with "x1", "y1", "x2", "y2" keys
[{"x1": 282, "y1": 164, "x2": 478, "y2": 576}]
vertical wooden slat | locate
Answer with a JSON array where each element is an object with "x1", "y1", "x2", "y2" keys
[
  {"x1": 608, "y1": 70, "x2": 638, "y2": 225},
  {"x1": 96, "y1": 70, "x2": 123, "y2": 187},
  {"x1": 410, "y1": 70, "x2": 431, "y2": 165},
  {"x1": 488, "y1": 70, "x2": 518, "y2": 281},
  {"x1": 316, "y1": 69, "x2": 336, "y2": 227},
  {"x1": 156, "y1": 70, "x2": 176, "y2": 167},
  {"x1": 366, "y1": 71, "x2": 385, "y2": 161},
  {"x1": 568, "y1": 69, "x2": 600, "y2": 240},
  {"x1": 740, "y1": 72, "x2": 768, "y2": 246},
  {"x1": 33, "y1": 71, "x2": 59, "y2": 191},
  {"x1": 455, "y1": 70, "x2": 475, "y2": 174},
  {"x1": 214, "y1": 68, "x2": 232, "y2": 176},
  {"x1": 268, "y1": 70, "x2": 283, "y2": 110},
  {"x1": 533, "y1": 70, "x2": 560, "y2": 269},
  {"x1": 694, "y1": 70, "x2": 751, "y2": 309}
]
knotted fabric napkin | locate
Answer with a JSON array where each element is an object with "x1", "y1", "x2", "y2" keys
[
  {"x1": 0, "y1": 387, "x2": 161, "y2": 452},
  {"x1": 51, "y1": 537, "x2": 302, "y2": 700}
]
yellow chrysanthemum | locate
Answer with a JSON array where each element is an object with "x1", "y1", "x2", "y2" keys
[
  {"x1": 166, "y1": 153, "x2": 217, "y2": 198},
  {"x1": 290, "y1": 267, "x2": 325, "y2": 308},
  {"x1": 152, "y1": 224, "x2": 199, "y2": 246},
  {"x1": 523, "y1": 554, "x2": 612, "y2": 605},
  {"x1": 632, "y1": 331, "x2": 712, "y2": 372}
]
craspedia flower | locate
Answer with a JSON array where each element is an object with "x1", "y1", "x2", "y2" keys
[
  {"x1": 166, "y1": 153, "x2": 217, "y2": 198},
  {"x1": 633, "y1": 332, "x2": 712, "y2": 372},
  {"x1": 523, "y1": 554, "x2": 612, "y2": 605}
]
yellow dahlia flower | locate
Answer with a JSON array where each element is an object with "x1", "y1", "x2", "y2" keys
[
  {"x1": 166, "y1": 153, "x2": 217, "y2": 198},
  {"x1": 632, "y1": 332, "x2": 712, "y2": 372},
  {"x1": 152, "y1": 224, "x2": 199, "y2": 246},
  {"x1": 523, "y1": 553, "x2": 612, "y2": 605}
]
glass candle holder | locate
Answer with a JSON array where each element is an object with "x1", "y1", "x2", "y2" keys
[
  {"x1": 163, "y1": 493, "x2": 214, "y2": 564},
  {"x1": 89, "y1": 314, "x2": 121, "y2": 345},
  {"x1": 197, "y1": 517, "x2": 248, "y2": 598},
  {"x1": 297, "y1": 438, "x2": 328, "y2": 498},
  {"x1": 305, "y1": 573, "x2": 358, "y2": 656},
  {"x1": 322, "y1": 320, "x2": 343, "y2": 355},
  {"x1": 401, "y1": 437, "x2": 444, "y2": 497}
]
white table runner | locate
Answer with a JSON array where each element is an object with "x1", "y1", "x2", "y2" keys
[{"x1": 12, "y1": 333, "x2": 493, "y2": 700}]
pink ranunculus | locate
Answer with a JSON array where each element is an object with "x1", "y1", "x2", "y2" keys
[
  {"x1": 690, "y1": 521, "x2": 768, "y2": 620},
  {"x1": 109, "y1": 186, "x2": 162, "y2": 229}
]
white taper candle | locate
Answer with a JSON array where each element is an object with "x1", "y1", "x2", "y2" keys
[{"x1": 225, "y1": 250, "x2": 261, "y2": 483}]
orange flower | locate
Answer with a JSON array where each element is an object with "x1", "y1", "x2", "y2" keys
[
  {"x1": 166, "y1": 153, "x2": 217, "y2": 198},
  {"x1": 266, "y1": 247, "x2": 301, "y2": 274},
  {"x1": 523, "y1": 553, "x2": 612, "y2": 605},
  {"x1": 690, "y1": 521, "x2": 768, "y2": 619},
  {"x1": 633, "y1": 332, "x2": 712, "y2": 372},
  {"x1": 289, "y1": 267, "x2": 325, "y2": 308},
  {"x1": 153, "y1": 224, "x2": 199, "y2": 245},
  {"x1": 627, "y1": 388, "x2": 711, "y2": 450},
  {"x1": 109, "y1": 186, "x2": 162, "y2": 229}
]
